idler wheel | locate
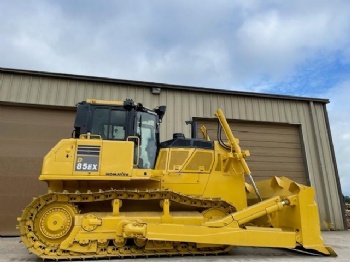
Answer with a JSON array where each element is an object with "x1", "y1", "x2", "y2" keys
[{"x1": 34, "y1": 203, "x2": 76, "y2": 245}]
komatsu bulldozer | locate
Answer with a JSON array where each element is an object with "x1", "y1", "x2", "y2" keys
[{"x1": 18, "y1": 99, "x2": 336, "y2": 259}]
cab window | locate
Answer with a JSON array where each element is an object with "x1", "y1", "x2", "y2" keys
[
  {"x1": 91, "y1": 108, "x2": 126, "y2": 140},
  {"x1": 136, "y1": 112, "x2": 157, "y2": 168}
]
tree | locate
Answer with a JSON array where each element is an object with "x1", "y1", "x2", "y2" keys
[{"x1": 344, "y1": 195, "x2": 350, "y2": 204}]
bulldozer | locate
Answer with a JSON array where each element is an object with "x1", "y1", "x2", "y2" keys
[{"x1": 18, "y1": 98, "x2": 336, "y2": 259}]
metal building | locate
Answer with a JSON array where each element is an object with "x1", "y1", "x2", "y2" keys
[{"x1": 0, "y1": 67, "x2": 346, "y2": 235}]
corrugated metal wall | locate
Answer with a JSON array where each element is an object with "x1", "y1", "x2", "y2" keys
[{"x1": 0, "y1": 70, "x2": 344, "y2": 230}]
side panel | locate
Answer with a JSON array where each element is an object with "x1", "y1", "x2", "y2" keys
[
  {"x1": 160, "y1": 148, "x2": 213, "y2": 195},
  {"x1": 41, "y1": 139, "x2": 134, "y2": 179},
  {"x1": 158, "y1": 143, "x2": 247, "y2": 210},
  {"x1": 41, "y1": 139, "x2": 77, "y2": 176},
  {"x1": 99, "y1": 141, "x2": 133, "y2": 177}
]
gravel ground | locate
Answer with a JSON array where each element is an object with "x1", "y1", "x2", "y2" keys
[{"x1": 0, "y1": 231, "x2": 348, "y2": 262}]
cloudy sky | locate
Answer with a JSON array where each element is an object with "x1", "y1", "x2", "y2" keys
[{"x1": 1, "y1": 0, "x2": 349, "y2": 195}]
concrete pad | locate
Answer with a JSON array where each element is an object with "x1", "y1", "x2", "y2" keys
[{"x1": 0, "y1": 231, "x2": 348, "y2": 262}]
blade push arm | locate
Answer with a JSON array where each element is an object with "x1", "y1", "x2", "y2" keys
[{"x1": 215, "y1": 109, "x2": 251, "y2": 175}]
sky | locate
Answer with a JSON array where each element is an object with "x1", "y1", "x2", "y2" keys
[{"x1": 0, "y1": 0, "x2": 349, "y2": 195}]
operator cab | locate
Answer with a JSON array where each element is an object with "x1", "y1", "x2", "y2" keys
[{"x1": 73, "y1": 99, "x2": 166, "y2": 169}]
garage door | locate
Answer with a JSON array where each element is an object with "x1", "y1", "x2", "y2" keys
[
  {"x1": 0, "y1": 105, "x2": 75, "y2": 235},
  {"x1": 195, "y1": 118, "x2": 308, "y2": 185}
]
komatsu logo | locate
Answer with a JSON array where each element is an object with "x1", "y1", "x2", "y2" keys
[{"x1": 106, "y1": 172, "x2": 130, "y2": 176}]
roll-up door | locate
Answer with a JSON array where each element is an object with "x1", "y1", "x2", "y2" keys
[
  {"x1": 0, "y1": 105, "x2": 75, "y2": 235},
  {"x1": 195, "y1": 118, "x2": 308, "y2": 185}
]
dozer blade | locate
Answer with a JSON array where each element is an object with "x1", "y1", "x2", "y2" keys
[
  {"x1": 143, "y1": 176, "x2": 336, "y2": 256},
  {"x1": 246, "y1": 176, "x2": 336, "y2": 256}
]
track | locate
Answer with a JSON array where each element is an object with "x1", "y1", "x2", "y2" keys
[{"x1": 18, "y1": 189, "x2": 235, "y2": 260}]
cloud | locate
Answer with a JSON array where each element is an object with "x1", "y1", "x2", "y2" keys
[
  {"x1": 233, "y1": 0, "x2": 350, "y2": 89},
  {"x1": 1, "y1": 1, "x2": 350, "y2": 87},
  {"x1": 0, "y1": 0, "x2": 350, "y2": 193}
]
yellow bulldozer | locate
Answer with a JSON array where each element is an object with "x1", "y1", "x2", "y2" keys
[{"x1": 18, "y1": 99, "x2": 336, "y2": 259}]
